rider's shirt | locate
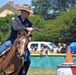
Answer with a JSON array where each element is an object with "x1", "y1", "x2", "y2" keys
[{"x1": 8, "y1": 15, "x2": 32, "y2": 41}]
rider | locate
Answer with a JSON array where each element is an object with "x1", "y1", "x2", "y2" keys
[{"x1": 0, "y1": 4, "x2": 34, "y2": 75}]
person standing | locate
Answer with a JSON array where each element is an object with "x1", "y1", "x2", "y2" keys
[
  {"x1": 0, "y1": 4, "x2": 34, "y2": 75},
  {"x1": 61, "y1": 43, "x2": 67, "y2": 54},
  {"x1": 57, "y1": 43, "x2": 63, "y2": 53}
]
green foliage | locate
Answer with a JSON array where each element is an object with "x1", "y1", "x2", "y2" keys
[
  {"x1": 29, "y1": 7, "x2": 76, "y2": 44},
  {"x1": 29, "y1": 15, "x2": 45, "y2": 28},
  {"x1": 0, "y1": 14, "x2": 16, "y2": 43},
  {"x1": 31, "y1": 0, "x2": 76, "y2": 20},
  {"x1": 0, "y1": 8, "x2": 76, "y2": 45},
  {"x1": 52, "y1": 7, "x2": 76, "y2": 44},
  {"x1": 31, "y1": 0, "x2": 53, "y2": 19}
]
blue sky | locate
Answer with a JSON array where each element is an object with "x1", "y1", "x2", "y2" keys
[{"x1": 0, "y1": 0, "x2": 32, "y2": 8}]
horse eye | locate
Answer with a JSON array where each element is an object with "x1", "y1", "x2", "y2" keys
[{"x1": 17, "y1": 41, "x2": 20, "y2": 44}]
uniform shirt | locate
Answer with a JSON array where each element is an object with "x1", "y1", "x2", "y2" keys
[{"x1": 8, "y1": 15, "x2": 32, "y2": 41}]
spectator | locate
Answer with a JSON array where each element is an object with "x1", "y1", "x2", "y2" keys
[
  {"x1": 61, "y1": 43, "x2": 67, "y2": 54},
  {"x1": 57, "y1": 43, "x2": 63, "y2": 53},
  {"x1": 48, "y1": 46, "x2": 54, "y2": 54},
  {"x1": 40, "y1": 45, "x2": 48, "y2": 54}
]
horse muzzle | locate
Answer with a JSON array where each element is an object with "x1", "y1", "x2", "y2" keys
[{"x1": 16, "y1": 51, "x2": 25, "y2": 59}]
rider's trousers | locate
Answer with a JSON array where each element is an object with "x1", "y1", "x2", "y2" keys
[{"x1": 0, "y1": 40, "x2": 12, "y2": 54}]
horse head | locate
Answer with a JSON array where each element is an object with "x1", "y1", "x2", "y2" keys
[
  {"x1": 15, "y1": 30, "x2": 30, "y2": 59},
  {"x1": 10, "y1": 30, "x2": 29, "y2": 59},
  {"x1": 14, "y1": 35, "x2": 29, "y2": 59}
]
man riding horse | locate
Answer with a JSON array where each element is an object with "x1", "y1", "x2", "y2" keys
[{"x1": 0, "y1": 4, "x2": 34, "y2": 75}]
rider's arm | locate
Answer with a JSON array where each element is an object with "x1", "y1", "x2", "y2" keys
[{"x1": 10, "y1": 17, "x2": 27, "y2": 30}]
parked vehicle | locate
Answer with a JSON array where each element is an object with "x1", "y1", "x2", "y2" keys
[{"x1": 28, "y1": 41, "x2": 58, "y2": 54}]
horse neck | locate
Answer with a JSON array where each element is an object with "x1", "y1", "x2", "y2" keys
[
  {"x1": 7, "y1": 45, "x2": 19, "y2": 61},
  {"x1": 1, "y1": 44, "x2": 20, "y2": 68},
  {"x1": 0, "y1": 45, "x2": 22, "y2": 74}
]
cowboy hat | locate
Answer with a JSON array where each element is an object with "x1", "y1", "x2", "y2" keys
[{"x1": 18, "y1": 4, "x2": 33, "y2": 14}]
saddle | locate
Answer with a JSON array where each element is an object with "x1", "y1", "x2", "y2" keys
[{"x1": 0, "y1": 47, "x2": 10, "y2": 58}]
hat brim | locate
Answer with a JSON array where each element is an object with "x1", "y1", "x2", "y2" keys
[{"x1": 18, "y1": 8, "x2": 33, "y2": 14}]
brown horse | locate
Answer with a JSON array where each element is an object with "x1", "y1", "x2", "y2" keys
[{"x1": 0, "y1": 31, "x2": 29, "y2": 75}]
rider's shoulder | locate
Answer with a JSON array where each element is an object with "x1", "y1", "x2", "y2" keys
[{"x1": 11, "y1": 16, "x2": 19, "y2": 21}]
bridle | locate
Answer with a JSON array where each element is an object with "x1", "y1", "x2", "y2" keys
[{"x1": 15, "y1": 35, "x2": 29, "y2": 59}]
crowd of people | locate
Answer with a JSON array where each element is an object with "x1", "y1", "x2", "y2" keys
[
  {"x1": 57, "y1": 43, "x2": 67, "y2": 54},
  {"x1": 30, "y1": 42, "x2": 68, "y2": 54},
  {"x1": 30, "y1": 45, "x2": 54, "y2": 54},
  {"x1": 0, "y1": 41, "x2": 74, "y2": 55}
]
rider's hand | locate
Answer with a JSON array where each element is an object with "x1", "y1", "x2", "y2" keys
[{"x1": 26, "y1": 27, "x2": 34, "y2": 32}]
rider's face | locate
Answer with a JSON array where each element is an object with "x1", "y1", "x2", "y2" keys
[{"x1": 21, "y1": 10, "x2": 30, "y2": 18}]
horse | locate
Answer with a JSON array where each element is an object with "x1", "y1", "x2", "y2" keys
[{"x1": 0, "y1": 30, "x2": 29, "y2": 75}]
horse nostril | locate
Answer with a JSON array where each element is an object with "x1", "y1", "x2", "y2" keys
[
  {"x1": 18, "y1": 52, "x2": 20, "y2": 55},
  {"x1": 22, "y1": 54, "x2": 24, "y2": 57},
  {"x1": 17, "y1": 51, "x2": 25, "y2": 59}
]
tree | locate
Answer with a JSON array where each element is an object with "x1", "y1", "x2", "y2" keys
[
  {"x1": 31, "y1": 0, "x2": 53, "y2": 19},
  {"x1": 31, "y1": 0, "x2": 76, "y2": 20},
  {"x1": 0, "y1": 8, "x2": 76, "y2": 45},
  {"x1": 0, "y1": 14, "x2": 16, "y2": 43}
]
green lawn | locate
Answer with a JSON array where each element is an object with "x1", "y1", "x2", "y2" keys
[{"x1": 27, "y1": 69, "x2": 56, "y2": 75}]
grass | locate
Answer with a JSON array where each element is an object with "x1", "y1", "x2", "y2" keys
[{"x1": 27, "y1": 69, "x2": 56, "y2": 75}]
